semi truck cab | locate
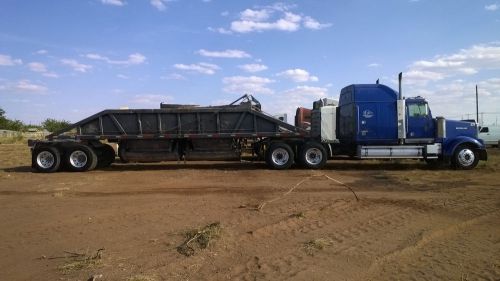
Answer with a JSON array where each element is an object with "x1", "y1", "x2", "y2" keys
[{"x1": 328, "y1": 83, "x2": 487, "y2": 169}]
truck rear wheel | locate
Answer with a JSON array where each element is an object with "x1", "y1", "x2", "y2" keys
[
  {"x1": 64, "y1": 144, "x2": 98, "y2": 172},
  {"x1": 452, "y1": 144, "x2": 479, "y2": 170},
  {"x1": 299, "y1": 142, "x2": 327, "y2": 169},
  {"x1": 33, "y1": 146, "x2": 61, "y2": 173},
  {"x1": 266, "y1": 142, "x2": 294, "y2": 170}
]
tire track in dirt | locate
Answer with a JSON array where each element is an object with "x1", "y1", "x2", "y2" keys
[
  {"x1": 365, "y1": 210, "x2": 500, "y2": 280},
  {"x1": 229, "y1": 198, "x2": 430, "y2": 280}
]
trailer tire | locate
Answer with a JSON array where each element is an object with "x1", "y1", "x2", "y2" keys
[
  {"x1": 451, "y1": 144, "x2": 479, "y2": 170},
  {"x1": 64, "y1": 144, "x2": 98, "y2": 172},
  {"x1": 32, "y1": 146, "x2": 61, "y2": 173},
  {"x1": 266, "y1": 142, "x2": 294, "y2": 170},
  {"x1": 96, "y1": 144, "x2": 116, "y2": 168},
  {"x1": 299, "y1": 142, "x2": 327, "y2": 169},
  {"x1": 118, "y1": 143, "x2": 129, "y2": 163}
]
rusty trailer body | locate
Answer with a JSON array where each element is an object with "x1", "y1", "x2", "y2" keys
[{"x1": 29, "y1": 95, "x2": 317, "y2": 172}]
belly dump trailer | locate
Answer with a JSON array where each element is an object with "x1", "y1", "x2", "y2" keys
[{"x1": 28, "y1": 74, "x2": 487, "y2": 172}]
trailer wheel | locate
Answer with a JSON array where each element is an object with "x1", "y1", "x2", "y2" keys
[
  {"x1": 451, "y1": 144, "x2": 478, "y2": 170},
  {"x1": 64, "y1": 144, "x2": 98, "y2": 172},
  {"x1": 118, "y1": 143, "x2": 129, "y2": 163},
  {"x1": 299, "y1": 142, "x2": 327, "y2": 169},
  {"x1": 266, "y1": 142, "x2": 294, "y2": 170},
  {"x1": 96, "y1": 144, "x2": 116, "y2": 168},
  {"x1": 32, "y1": 146, "x2": 61, "y2": 173}
]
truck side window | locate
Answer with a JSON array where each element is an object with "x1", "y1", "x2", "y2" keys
[
  {"x1": 408, "y1": 103, "x2": 428, "y2": 117},
  {"x1": 480, "y1": 127, "x2": 489, "y2": 133}
]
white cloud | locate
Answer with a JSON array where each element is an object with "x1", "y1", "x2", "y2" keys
[
  {"x1": 282, "y1": 85, "x2": 328, "y2": 101},
  {"x1": 28, "y1": 62, "x2": 59, "y2": 78},
  {"x1": 231, "y1": 11, "x2": 302, "y2": 33},
  {"x1": 485, "y1": 4, "x2": 499, "y2": 11},
  {"x1": 162, "y1": 73, "x2": 186, "y2": 80},
  {"x1": 35, "y1": 49, "x2": 48, "y2": 55},
  {"x1": 28, "y1": 62, "x2": 47, "y2": 73},
  {"x1": 368, "y1": 63, "x2": 381, "y2": 67},
  {"x1": 85, "y1": 52, "x2": 146, "y2": 65},
  {"x1": 222, "y1": 5, "x2": 331, "y2": 33},
  {"x1": 238, "y1": 63, "x2": 268, "y2": 73},
  {"x1": 402, "y1": 78, "x2": 500, "y2": 124},
  {"x1": 174, "y1": 62, "x2": 220, "y2": 75},
  {"x1": 116, "y1": 74, "x2": 129, "y2": 79},
  {"x1": 0, "y1": 54, "x2": 22, "y2": 66},
  {"x1": 16, "y1": 80, "x2": 47, "y2": 92},
  {"x1": 277, "y1": 68, "x2": 319, "y2": 82},
  {"x1": 101, "y1": 0, "x2": 125, "y2": 6},
  {"x1": 240, "y1": 8, "x2": 271, "y2": 22},
  {"x1": 150, "y1": 0, "x2": 172, "y2": 11},
  {"x1": 207, "y1": 27, "x2": 233, "y2": 34},
  {"x1": 131, "y1": 94, "x2": 173, "y2": 106},
  {"x1": 404, "y1": 70, "x2": 447, "y2": 84},
  {"x1": 264, "y1": 86, "x2": 329, "y2": 122},
  {"x1": 406, "y1": 42, "x2": 500, "y2": 84},
  {"x1": 223, "y1": 75, "x2": 275, "y2": 94},
  {"x1": 61, "y1": 59, "x2": 92, "y2": 73},
  {"x1": 303, "y1": 16, "x2": 332, "y2": 30},
  {"x1": 197, "y1": 49, "x2": 251, "y2": 58}
]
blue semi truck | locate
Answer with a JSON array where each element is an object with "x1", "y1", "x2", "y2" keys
[{"x1": 29, "y1": 74, "x2": 487, "y2": 172}]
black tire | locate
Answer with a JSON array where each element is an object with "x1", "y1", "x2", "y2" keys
[
  {"x1": 265, "y1": 142, "x2": 294, "y2": 170},
  {"x1": 451, "y1": 144, "x2": 479, "y2": 170},
  {"x1": 96, "y1": 144, "x2": 116, "y2": 168},
  {"x1": 64, "y1": 144, "x2": 98, "y2": 172},
  {"x1": 32, "y1": 146, "x2": 61, "y2": 173},
  {"x1": 299, "y1": 142, "x2": 327, "y2": 169}
]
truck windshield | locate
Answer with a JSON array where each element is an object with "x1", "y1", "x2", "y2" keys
[{"x1": 408, "y1": 103, "x2": 428, "y2": 117}]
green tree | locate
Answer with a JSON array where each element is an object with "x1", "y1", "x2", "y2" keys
[
  {"x1": 42, "y1": 118, "x2": 72, "y2": 133},
  {"x1": 0, "y1": 107, "x2": 26, "y2": 131}
]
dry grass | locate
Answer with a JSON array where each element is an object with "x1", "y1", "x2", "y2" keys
[
  {"x1": 290, "y1": 212, "x2": 306, "y2": 219},
  {"x1": 0, "y1": 135, "x2": 25, "y2": 144},
  {"x1": 57, "y1": 248, "x2": 104, "y2": 273},
  {"x1": 303, "y1": 238, "x2": 333, "y2": 256},
  {"x1": 177, "y1": 222, "x2": 221, "y2": 257}
]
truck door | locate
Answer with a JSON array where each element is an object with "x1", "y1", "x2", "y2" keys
[{"x1": 406, "y1": 101, "x2": 435, "y2": 142}]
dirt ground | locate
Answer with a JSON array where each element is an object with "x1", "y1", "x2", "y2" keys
[{"x1": 0, "y1": 144, "x2": 499, "y2": 281}]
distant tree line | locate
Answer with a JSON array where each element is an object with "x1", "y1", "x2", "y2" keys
[{"x1": 0, "y1": 107, "x2": 71, "y2": 133}]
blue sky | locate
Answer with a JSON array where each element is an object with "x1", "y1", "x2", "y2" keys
[{"x1": 1, "y1": 0, "x2": 499, "y2": 125}]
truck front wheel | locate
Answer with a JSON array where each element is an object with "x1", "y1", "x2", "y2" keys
[
  {"x1": 452, "y1": 144, "x2": 479, "y2": 170},
  {"x1": 64, "y1": 144, "x2": 98, "y2": 172},
  {"x1": 266, "y1": 142, "x2": 294, "y2": 170},
  {"x1": 32, "y1": 146, "x2": 61, "y2": 173},
  {"x1": 299, "y1": 142, "x2": 327, "y2": 169}
]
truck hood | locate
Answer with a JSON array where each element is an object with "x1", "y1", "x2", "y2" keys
[{"x1": 445, "y1": 119, "x2": 479, "y2": 140}]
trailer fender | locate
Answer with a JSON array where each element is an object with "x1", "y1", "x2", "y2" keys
[{"x1": 443, "y1": 136, "x2": 487, "y2": 161}]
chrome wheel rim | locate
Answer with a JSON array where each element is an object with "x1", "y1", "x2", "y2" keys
[
  {"x1": 305, "y1": 148, "x2": 323, "y2": 165},
  {"x1": 457, "y1": 148, "x2": 475, "y2": 167},
  {"x1": 271, "y1": 148, "x2": 289, "y2": 166},
  {"x1": 69, "y1": 150, "x2": 88, "y2": 168},
  {"x1": 36, "y1": 151, "x2": 55, "y2": 169}
]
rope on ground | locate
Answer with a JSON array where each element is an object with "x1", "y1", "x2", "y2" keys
[
  {"x1": 322, "y1": 174, "x2": 360, "y2": 202},
  {"x1": 257, "y1": 173, "x2": 359, "y2": 211}
]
